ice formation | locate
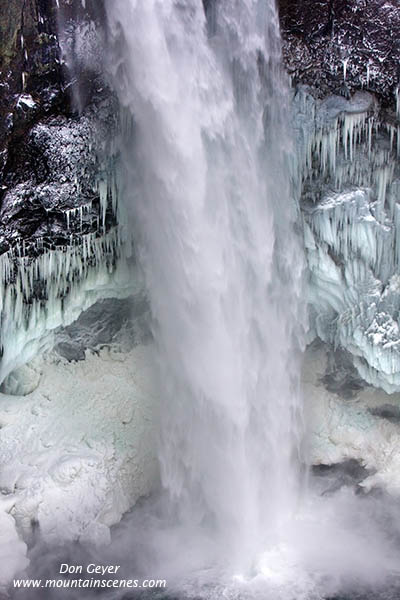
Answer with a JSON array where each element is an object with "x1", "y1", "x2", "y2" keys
[
  {"x1": 296, "y1": 88, "x2": 400, "y2": 392},
  {"x1": 0, "y1": 98, "x2": 141, "y2": 386},
  {"x1": 0, "y1": 225, "x2": 139, "y2": 385}
]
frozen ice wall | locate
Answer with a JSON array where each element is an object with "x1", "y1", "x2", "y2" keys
[
  {"x1": 296, "y1": 87, "x2": 400, "y2": 392},
  {"x1": 0, "y1": 103, "x2": 139, "y2": 386}
]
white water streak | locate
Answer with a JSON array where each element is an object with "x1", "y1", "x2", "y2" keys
[{"x1": 106, "y1": 0, "x2": 304, "y2": 571}]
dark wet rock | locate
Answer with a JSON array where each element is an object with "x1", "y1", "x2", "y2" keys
[
  {"x1": 0, "y1": 93, "x2": 118, "y2": 254},
  {"x1": 369, "y1": 404, "x2": 400, "y2": 424},
  {"x1": 312, "y1": 459, "x2": 373, "y2": 495},
  {"x1": 321, "y1": 347, "x2": 366, "y2": 399},
  {"x1": 0, "y1": 0, "x2": 113, "y2": 257},
  {"x1": 0, "y1": 0, "x2": 66, "y2": 178},
  {"x1": 56, "y1": 0, "x2": 106, "y2": 112},
  {"x1": 279, "y1": 0, "x2": 400, "y2": 108},
  {"x1": 53, "y1": 296, "x2": 151, "y2": 361}
]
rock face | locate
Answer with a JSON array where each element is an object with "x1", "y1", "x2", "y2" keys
[
  {"x1": 2, "y1": 0, "x2": 400, "y2": 394},
  {"x1": 0, "y1": 0, "x2": 65, "y2": 181},
  {"x1": 0, "y1": 96, "x2": 117, "y2": 251},
  {"x1": 0, "y1": 0, "x2": 109, "y2": 253},
  {"x1": 0, "y1": 0, "x2": 140, "y2": 386},
  {"x1": 279, "y1": 0, "x2": 400, "y2": 106}
]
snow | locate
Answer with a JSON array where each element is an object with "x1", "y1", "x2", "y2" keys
[
  {"x1": 16, "y1": 94, "x2": 36, "y2": 110},
  {"x1": 0, "y1": 343, "x2": 159, "y2": 587},
  {"x1": 1, "y1": 341, "x2": 396, "y2": 591}
]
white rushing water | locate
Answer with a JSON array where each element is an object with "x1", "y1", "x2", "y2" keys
[
  {"x1": 9, "y1": 3, "x2": 400, "y2": 599},
  {"x1": 105, "y1": 0, "x2": 304, "y2": 573},
  {"x1": 105, "y1": 0, "x2": 304, "y2": 576}
]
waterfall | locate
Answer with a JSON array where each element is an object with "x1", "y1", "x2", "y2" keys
[{"x1": 105, "y1": 0, "x2": 305, "y2": 574}]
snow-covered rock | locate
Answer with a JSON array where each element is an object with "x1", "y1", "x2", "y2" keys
[{"x1": 281, "y1": 0, "x2": 400, "y2": 105}]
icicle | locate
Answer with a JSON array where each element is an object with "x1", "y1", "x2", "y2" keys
[
  {"x1": 368, "y1": 118, "x2": 373, "y2": 158},
  {"x1": 342, "y1": 112, "x2": 368, "y2": 162},
  {"x1": 342, "y1": 58, "x2": 349, "y2": 82},
  {"x1": 99, "y1": 179, "x2": 108, "y2": 231},
  {"x1": 65, "y1": 201, "x2": 93, "y2": 231},
  {"x1": 387, "y1": 124, "x2": 396, "y2": 153},
  {"x1": 111, "y1": 174, "x2": 118, "y2": 216},
  {"x1": 375, "y1": 162, "x2": 395, "y2": 208},
  {"x1": 397, "y1": 127, "x2": 400, "y2": 158}
]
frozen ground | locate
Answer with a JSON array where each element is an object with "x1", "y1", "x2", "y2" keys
[
  {"x1": 3, "y1": 341, "x2": 400, "y2": 591},
  {"x1": 0, "y1": 344, "x2": 159, "y2": 591}
]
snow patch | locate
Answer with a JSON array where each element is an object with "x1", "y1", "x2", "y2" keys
[{"x1": 16, "y1": 94, "x2": 36, "y2": 110}]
